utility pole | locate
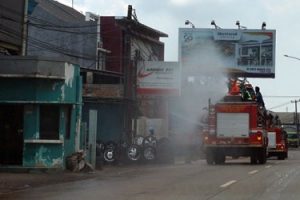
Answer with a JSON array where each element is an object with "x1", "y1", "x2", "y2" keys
[
  {"x1": 123, "y1": 5, "x2": 133, "y2": 141},
  {"x1": 291, "y1": 99, "x2": 300, "y2": 136}
]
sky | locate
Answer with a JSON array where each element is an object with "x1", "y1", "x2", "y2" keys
[{"x1": 58, "y1": 0, "x2": 300, "y2": 113}]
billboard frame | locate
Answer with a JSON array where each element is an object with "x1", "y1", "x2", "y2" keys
[{"x1": 179, "y1": 28, "x2": 276, "y2": 78}]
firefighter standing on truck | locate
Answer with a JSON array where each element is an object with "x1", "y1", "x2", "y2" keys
[{"x1": 255, "y1": 86, "x2": 265, "y2": 108}]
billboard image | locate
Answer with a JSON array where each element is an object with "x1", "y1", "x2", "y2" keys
[
  {"x1": 179, "y1": 28, "x2": 276, "y2": 78},
  {"x1": 137, "y1": 61, "x2": 180, "y2": 96}
]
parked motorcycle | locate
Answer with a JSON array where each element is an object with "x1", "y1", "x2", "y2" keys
[{"x1": 103, "y1": 141, "x2": 117, "y2": 163}]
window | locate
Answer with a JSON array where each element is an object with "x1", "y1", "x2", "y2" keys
[{"x1": 40, "y1": 105, "x2": 60, "y2": 140}]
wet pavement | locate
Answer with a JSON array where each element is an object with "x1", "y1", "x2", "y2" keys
[{"x1": 2, "y1": 149, "x2": 300, "y2": 200}]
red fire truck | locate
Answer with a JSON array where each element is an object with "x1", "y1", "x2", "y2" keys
[
  {"x1": 202, "y1": 80, "x2": 268, "y2": 164},
  {"x1": 266, "y1": 120, "x2": 288, "y2": 160}
]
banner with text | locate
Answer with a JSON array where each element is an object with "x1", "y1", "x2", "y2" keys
[{"x1": 137, "y1": 61, "x2": 180, "y2": 96}]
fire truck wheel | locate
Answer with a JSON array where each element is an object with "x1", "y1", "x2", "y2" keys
[
  {"x1": 277, "y1": 153, "x2": 285, "y2": 160},
  {"x1": 250, "y1": 155, "x2": 257, "y2": 164},
  {"x1": 206, "y1": 150, "x2": 214, "y2": 165},
  {"x1": 215, "y1": 153, "x2": 225, "y2": 164},
  {"x1": 258, "y1": 148, "x2": 267, "y2": 164}
]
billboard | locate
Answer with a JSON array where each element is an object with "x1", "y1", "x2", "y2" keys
[
  {"x1": 137, "y1": 61, "x2": 180, "y2": 96},
  {"x1": 179, "y1": 28, "x2": 276, "y2": 78}
]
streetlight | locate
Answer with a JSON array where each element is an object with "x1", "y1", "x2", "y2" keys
[
  {"x1": 211, "y1": 20, "x2": 221, "y2": 29},
  {"x1": 261, "y1": 22, "x2": 266, "y2": 30},
  {"x1": 284, "y1": 55, "x2": 300, "y2": 61},
  {"x1": 235, "y1": 20, "x2": 247, "y2": 29},
  {"x1": 185, "y1": 20, "x2": 195, "y2": 28}
]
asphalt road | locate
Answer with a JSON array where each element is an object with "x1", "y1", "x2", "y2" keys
[{"x1": 3, "y1": 149, "x2": 300, "y2": 200}]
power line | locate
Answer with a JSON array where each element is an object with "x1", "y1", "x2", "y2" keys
[
  {"x1": 1, "y1": 24, "x2": 97, "y2": 60},
  {"x1": 1, "y1": 23, "x2": 134, "y2": 63},
  {"x1": 264, "y1": 96, "x2": 300, "y2": 98},
  {"x1": 29, "y1": 22, "x2": 99, "y2": 35},
  {"x1": 1, "y1": 4, "x2": 161, "y2": 65},
  {"x1": 269, "y1": 101, "x2": 292, "y2": 110},
  {"x1": 0, "y1": 3, "x2": 129, "y2": 30}
]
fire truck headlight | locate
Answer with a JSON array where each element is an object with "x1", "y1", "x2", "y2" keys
[{"x1": 257, "y1": 136, "x2": 262, "y2": 141}]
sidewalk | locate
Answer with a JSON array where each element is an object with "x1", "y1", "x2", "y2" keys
[
  {"x1": 0, "y1": 164, "x2": 158, "y2": 195},
  {"x1": 0, "y1": 170, "x2": 97, "y2": 195}
]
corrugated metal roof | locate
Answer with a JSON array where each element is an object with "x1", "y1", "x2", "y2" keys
[
  {"x1": 0, "y1": 0, "x2": 25, "y2": 53},
  {"x1": 116, "y1": 17, "x2": 168, "y2": 38},
  {"x1": 35, "y1": 0, "x2": 85, "y2": 22}
]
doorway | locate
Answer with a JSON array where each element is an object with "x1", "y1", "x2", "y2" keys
[{"x1": 0, "y1": 104, "x2": 24, "y2": 165}]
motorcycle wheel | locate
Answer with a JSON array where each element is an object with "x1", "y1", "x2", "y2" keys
[
  {"x1": 143, "y1": 146, "x2": 156, "y2": 161},
  {"x1": 134, "y1": 135, "x2": 145, "y2": 146},
  {"x1": 143, "y1": 136, "x2": 157, "y2": 147},
  {"x1": 103, "y1": 148, "x2": 116, "y2": 162},
  {"x1": 127, "y1": 144, "x2": 141, "y2": 161}
]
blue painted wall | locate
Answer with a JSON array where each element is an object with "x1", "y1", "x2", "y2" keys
[{"x1": 82, "y1": 102, "x2": 125, "y2": 143}]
